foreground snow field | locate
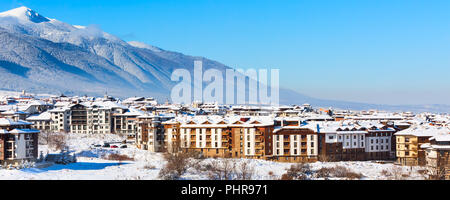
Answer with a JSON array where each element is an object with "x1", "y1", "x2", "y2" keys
[{"x1": 0, "y1": 134, "x2": 427, "y2": 180}]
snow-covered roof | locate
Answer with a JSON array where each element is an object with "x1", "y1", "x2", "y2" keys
[
  {"x1": 167, "y1": 115, "x2": 275, "y2": 128},
  {"x1": 9, "y1": 128, "x2": 40, "y2": 134},
  {"x1": 430, "y1": 134, "x2": 450, "y2": 142},
  {"x1": 395, "y1": 125, "x2": 450, "y2": 137},
  {"x1": 26, "y1": 111, "x2": 51, "y2": 121},
  {"x1": 48, "y1": 107, "x2": 70, "y2": 113},
  {"x1": 0, "y1": 118, "x2": 32, "y2": 126}
]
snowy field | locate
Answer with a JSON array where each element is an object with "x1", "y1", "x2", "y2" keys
[{"x1": 0, "y1": 133, "x2": 427, "y2": 180}]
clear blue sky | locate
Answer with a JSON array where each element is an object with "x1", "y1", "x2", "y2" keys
[{"x1": 1, "y1": 0, "x2": 450, "y2": 105}]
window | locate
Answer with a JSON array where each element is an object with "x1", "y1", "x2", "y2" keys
[{"x1": 329, "y1": 136, "x2": 334, "y2": 140}]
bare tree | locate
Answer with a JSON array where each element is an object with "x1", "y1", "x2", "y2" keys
[
  {"x1": 159, "y1": 151, "x2": 191, "y2": 180},
  {"x1": 236, "y1": 160, "x2": 255, "y2": 180},
  {"x1": 38, "y1": 131, "x2": 51, "y2": 145},
  {"x1": 48, "y1": 132, "x2": 68, "y2": 151},
  {"x1": 427, "y1": 165, "x2": 446, "y2": 180},
  {"x1": 281, "y1": 163, "x2": 312, "y2": 180},
  {"x1": 206, "y1": 159, "x2": 237, "y2": 180}
]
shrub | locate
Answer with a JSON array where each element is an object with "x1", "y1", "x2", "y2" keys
[
  {"x1": 281, "y1": 163, "x2": 311, "y2": 180},
  {"x1": 324, "y1": 166, "x2": 363, "y2": 180},
  {"x1": 316, "y1": 167, "x2": 332, "y2": 178},
  {"x1": 48, "y1": 132, "x2": 68, "y2": 151},
  {"x1": 159, "y1": 152, "x2": 192, "y2": 180},
  {"x1": 104, "y1": 153, "x2": 134, "y2": 161}
]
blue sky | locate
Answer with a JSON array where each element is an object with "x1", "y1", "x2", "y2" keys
[{"x1": 1, "y1": 0, "x2": 450, "y2": 105}]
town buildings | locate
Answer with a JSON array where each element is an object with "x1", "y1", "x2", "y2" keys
[{"x1": 2, "y1": 90, "x2": 450, "y2": 177}]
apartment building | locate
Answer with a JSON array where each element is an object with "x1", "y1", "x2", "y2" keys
[
  {"x1": 422, "y1": 135, "x2": 450, "y2": 179},
  {"x1": 0, "y1": 118, "x2": 39, "y2": 165},
  {"x1": 136, "y1": 115, "x2": 173, "y2": 152},
  {"x1": 362, "y1": 122, "x2": 396, "y2": 160},
  {"x1": 86, "y1": 104, "x2": 112, "y2": 134},
  {"x1": 162, "y1": 116, "x2": 274, "y2": 159},
  {"x1": 269, "y1": 118, "x2": 318, "y2": 162},
  {"x1": 395, "y1": 125, "x2": 449, "y2": 166},
  {"x1": 312, "y1": 121, "x2": 396, "y2": 161},
  {"x1": 26, "y1": 111, "x2": 51, "y2": 132},
  {"x1": 112, "y1": 108, "x2": 144, "y2": 138},
  {"x1": 48, "y1": 107, "x2": 71, "y2": 132},
  {"x1": 70, "y1": 101, "x2": 127, "y2": 134},
  {"x1": 69, "y1": 104, "x2": 88, "y2": 134}
]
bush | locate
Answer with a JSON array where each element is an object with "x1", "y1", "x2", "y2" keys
[
  {"x1": 205, "y1": 159, "x2": 237, "y2": 180},
  {"x1": 316, "y1": 167, "x2": 332, "y2": 178},
  {"x1": 281, "y1": 163, "x2": 312, "y2": 180},
  {"x1": 315, "y1": 166, "x2": 363, "y2": 180},
  {"x1": 329, "y1": 166, "x2": 363, "y2": 180},
  {"x1": 159, "y1": 152, "x2": 192, "y2": 180},
  {"x1": 236, "y1": 160, "x2": 255, "y2": 180},
  {"x1": 104, "y1": 153, "x2": 134, "y2": 161},
  {"x1": 47, "y1": 132, "x2": 68, "y2": 151}
]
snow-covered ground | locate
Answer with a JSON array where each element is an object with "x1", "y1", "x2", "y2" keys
[{"x1": 0, "y1": 133, "x2": 427, "y2": 180}]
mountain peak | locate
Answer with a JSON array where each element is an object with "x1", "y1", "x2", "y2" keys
[{"x1": 0, "y1": 6, "x2": 50, "y2": 23}]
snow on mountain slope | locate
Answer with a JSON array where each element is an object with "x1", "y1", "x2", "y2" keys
[
  {"x1": 0, "y1": 6, "x2": 230, "y2": 90},
  {"x1": 0, "y1": 6, "x2": 50, "y2": 23},
  {"x1": 128, "y1": 41, "x2": 163, "y2": 52}
]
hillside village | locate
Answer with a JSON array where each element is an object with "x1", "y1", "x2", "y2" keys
[{"x1": 0, "y1": 90, "x2": 449, "y2": 180}]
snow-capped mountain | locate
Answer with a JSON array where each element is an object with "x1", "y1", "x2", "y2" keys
[
  {"x1": 0, "y1": 7, "x2": 448, "y2": 112},
  {"x1": 0, "y1": 6, "x2": 230, "y2": 98}
]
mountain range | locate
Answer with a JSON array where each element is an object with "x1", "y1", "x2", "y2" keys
[{"x1": 0, "y1": 6, "x2": 448, "y2": 113}]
